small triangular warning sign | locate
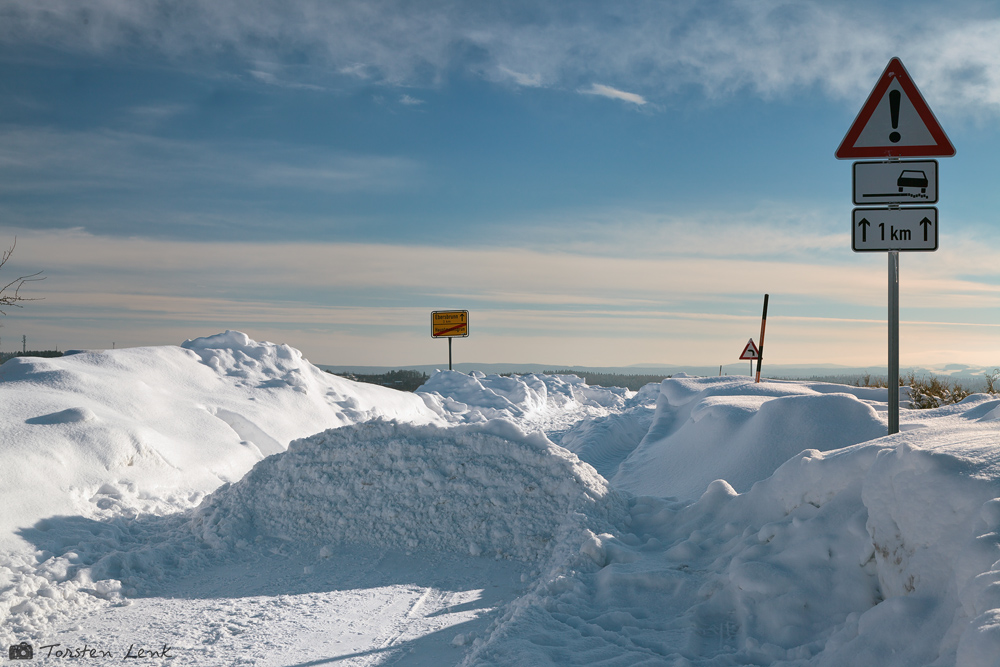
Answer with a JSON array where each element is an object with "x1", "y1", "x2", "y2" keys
[
  {"x1": 836, "y1": 57, "x2": 955, "y2": 159},
  {"x1": 739, "y1": 338, "x2": 759, "y2": 360}
]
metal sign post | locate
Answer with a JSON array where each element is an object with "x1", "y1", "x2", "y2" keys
[
  {"x1": 837, "y1": 57, "x2": 954, "y2": 435},
  {"x1": 888, "y1": 251, "x2": 899, "y2": 434},
  {"x1": 739, "y1": 338, "x2": 760, "y2": 377}
]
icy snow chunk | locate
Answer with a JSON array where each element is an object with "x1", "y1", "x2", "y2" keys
[{"x1": 190, "y1": 420, "x2": 627, "y2": 561}]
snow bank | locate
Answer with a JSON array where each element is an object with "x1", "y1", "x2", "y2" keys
[
  {"x1": 0, "y1": 331, "x2": 438, "y2": 551},
  {"x1": 191, "y1": 420, "x2": 628, "y2": 562},
  {"x1": 558, "y1": 383, "x2": 659, "y2": 479},
  {"x1": 467, "y1": 390, "x2": 1000, "y2": 667},
  {"x1": 6, "y1": 347, "x2": 1000, "y2": 667},
  {"x1": 417, "y1": 371, "x2": 630, "y2": 431},
  {"x1": 613, "y1": 375, "x2": 888, "y2": 499},
  {"x1": 860, "y1": 439, "x2": 1000, "y2": 667}
]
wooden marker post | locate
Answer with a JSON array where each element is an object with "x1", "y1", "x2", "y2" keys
[{"x1": 755, "y1": 294, "x2": 769, "y2": 383}]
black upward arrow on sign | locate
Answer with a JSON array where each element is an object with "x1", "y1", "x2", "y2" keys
[
  {"x1": 858, "y1": 217, "x2": 870, "y2": 242},
  {"x1": 919, "y1": 217, "x2": 932, "y2": 241}
]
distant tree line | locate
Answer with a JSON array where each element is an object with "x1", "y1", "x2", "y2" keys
[
  {"x1": 0, "y1": 350, "x2": 63, "y2": 363},
  {"x1": 328, "y1": 369, "x2": 429, "y2": 392}
]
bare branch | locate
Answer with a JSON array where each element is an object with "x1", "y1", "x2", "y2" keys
[{"x1": 0, "y1": 238, "x2": 45, "y2": 316}]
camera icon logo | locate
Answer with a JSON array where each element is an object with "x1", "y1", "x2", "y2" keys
[{"x1": 8, "y1": 642, "x2": 33, "y2": 660}]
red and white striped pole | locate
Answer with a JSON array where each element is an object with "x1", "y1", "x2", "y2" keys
[{"x1": 755, "y1": 294, "x2": 769, "y2": 383}]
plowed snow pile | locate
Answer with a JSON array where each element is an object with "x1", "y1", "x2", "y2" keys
[
  {"x1": 613, "y1": 374, "x2": 890, "y2": 499},
  {"x1": 463, "y1": 377, "x2": 1000, "y2": 667},
  {"x1": 3, "y1": 338, "x2": 1000, "y2": 666},
  {"x1": 191, "y1": 420, "x2": 627, "y2": 561},
  {"x1": 417, "y1": 370, "x2": 631, "y2": 434},
  {"x1": 0, "y1": 331, "x2": 439, "y2": 552}
]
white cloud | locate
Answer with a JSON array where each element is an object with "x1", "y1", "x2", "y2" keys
[
  {"x1": 249, "y1": 69, "x2": 324, "y2": 90},
  {"x1": 578, "y1": 83, "x2": 647, "y2": 105},
  {"x1": 497, "y1": 66, "x2": 543, "y2": 88},
  {"x1": 399, "y1": 94, "x2": 424, "y2": 106},
  {"x1": 2, "y1": 1, "x2": 998, "y2": 116}
]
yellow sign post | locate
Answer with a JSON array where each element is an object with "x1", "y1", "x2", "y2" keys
[
  {"x1": 431, "y1": 310, "x2": 469, "y2": 370},
  {"x1": 431, "y1": 310, "x2": 469, "y2": 338}
]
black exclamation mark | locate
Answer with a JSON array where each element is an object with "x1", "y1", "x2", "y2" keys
[{"x1": 889, "y1": 89, "x2": 901, "y2": 143}]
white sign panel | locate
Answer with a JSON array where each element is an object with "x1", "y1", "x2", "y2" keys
[
  {"x1": 739, "y1": 338, "x2": 759, "y2": 360},
  {"x1": 853, "y1": 160, "x2": 937, "y2": 205},
  {"x1": 852, "y1": 207, "x2": 938, "y2": 252}
]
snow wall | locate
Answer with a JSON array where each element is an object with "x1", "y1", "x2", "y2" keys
[{"x1": 191, "y1": 419, "x2": 628, "y2": 562}]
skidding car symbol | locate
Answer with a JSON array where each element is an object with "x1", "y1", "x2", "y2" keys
[{"x1": 898, "y1": 170, "x2": 928, "y2": 193}]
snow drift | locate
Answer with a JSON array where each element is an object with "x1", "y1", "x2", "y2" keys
[
  {"x1": 191, "y1": 420, "x2": 628, "y2": 562},
  {"x1": 613, "y1": 375, "x2": 889, "y2": 499},
  {"x1": 417, "y1": 370, "x2": 630, "y2": 434},
  {"x1": 0, "y1": 331, "x2": 439, "y2": 551},
  {"x1": 4, "y1": 334, "x2": 1000, "y2": 666},
  {"x1": 464, "y1": 388, "x2": 1000, "y2": 666}
]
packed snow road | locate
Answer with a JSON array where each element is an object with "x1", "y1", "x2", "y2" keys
[{"x1": 2, "y1": 332, "x2": 1000, "y2": 666}]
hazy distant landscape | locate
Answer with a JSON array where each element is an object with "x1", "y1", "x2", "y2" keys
[{"x1": 320, "y1": 361, "x2": 1000, "y2": 392}]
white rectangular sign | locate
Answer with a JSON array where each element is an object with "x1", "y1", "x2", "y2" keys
[
  {"x1": 852, "y1": 207, "x2": 937, "y2": 252},
  {"x1": 853, "y1": 160, "x2": 937, "y2": 205}
]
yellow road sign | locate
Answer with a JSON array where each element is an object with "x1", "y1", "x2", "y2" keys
[{"x1": 431, "y1": 310, "x2": 469, "y2": 338}]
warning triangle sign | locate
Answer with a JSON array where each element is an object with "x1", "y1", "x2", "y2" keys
[
  {"x1": 836, "y1": 57, "x2": 955, "y2": 159},
  {"x1": 739, "y1": 338, "x2": 759, "y2": 360}
]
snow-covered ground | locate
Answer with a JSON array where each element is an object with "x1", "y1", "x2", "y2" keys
[{"x1": 2, "y1": 333, "x2": 1000, "y2": 666}]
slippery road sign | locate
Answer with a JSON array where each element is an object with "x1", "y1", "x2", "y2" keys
[
  {"x1": 836, "y1": 58, "x2": 955, "y2": 159},
  {"x1": 853, "y1": 160, "x2": 938, "y2": 205}
]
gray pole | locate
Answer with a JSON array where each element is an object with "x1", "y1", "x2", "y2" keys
[
  {"x1": 888, "y1": 251, "x2": 899, "y2": 435},
  {"x1": 448, "y1": 337, "x2": 453, "y2": 371}
]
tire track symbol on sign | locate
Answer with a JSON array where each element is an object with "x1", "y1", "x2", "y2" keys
[{"x1": 739, "y1": 339, "x2": 759, "y2": 360}]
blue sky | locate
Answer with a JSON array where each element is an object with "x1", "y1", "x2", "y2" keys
[{"x1": 2, "y1": 0, "x2": 1000, "y2": 368}]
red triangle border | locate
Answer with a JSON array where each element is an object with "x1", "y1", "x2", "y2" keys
[
  {"x1": 739, "y1": 339, "x2": 759, "y2": 360},
  {"x1": 836, "y1": 58, "x2": 955, "y2": 159}
]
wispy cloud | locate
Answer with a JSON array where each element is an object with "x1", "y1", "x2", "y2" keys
[
  {"x1": 579, "y1": 83, "x2": 646, "y2": 105},
  {"x1": 126, "y1": 104, "x2": 190, "y2": 121},
  {"x1": 5, "y1": 226, "x2": 1000, "y2": 366},
  {"x1": 399, "y1": 94, "x2": 424, "y2": 106},
  {"x1": 0, "y1": 127, "x2": 424, "y2": 240},
  {"x1": 2, "y1": 1, "x2": 999, "y2": 115},
  {"x1": 249, "y1": 68, "x2": 324, "y2": 90},
  {"x1": 0, "y1": 127, "x2": 422, "y2": 196},
  {"x1": 497, "y1": 66, "x2": 543, "y2": 88}
]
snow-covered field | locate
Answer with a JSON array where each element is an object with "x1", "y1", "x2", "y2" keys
[{"x1": 2, "y1": 332, "x2": 1000, "y2": 666}]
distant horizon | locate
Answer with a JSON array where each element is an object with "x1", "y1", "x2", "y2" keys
[
  {"x1": 315, "y1": 359, "x2": 999, "y2": 379},
  {"x1": 5, "y1": 338, "x2": 997, "y2": 379}
]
